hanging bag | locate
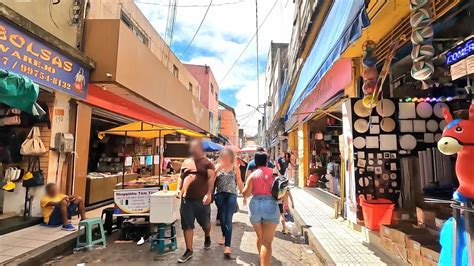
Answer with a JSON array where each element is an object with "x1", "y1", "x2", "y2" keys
[
  {"x1": 22, "y1": 157, "x2": 44, "y2": 187},
  {"x1": 20, "y1": 127, "x2": 47, "y2": 156}
]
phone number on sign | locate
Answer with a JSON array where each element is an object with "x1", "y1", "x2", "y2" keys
[
  {"x1": 18, "y1": 64, "x2": 72, "y2": 90},
  {"x1": 1, "y1": 57, "x2": 72, "y2": 90}
]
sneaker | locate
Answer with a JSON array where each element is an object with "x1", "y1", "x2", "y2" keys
[
  {"x1": 61, "y1": 224, "x2": 76, "y2": 231},
  {"x1": 178, "y1": 250, "x2": 193, "y2": 263},
  {"x1": 204, "y1": 236, "x2": 211, "y2": 250}
]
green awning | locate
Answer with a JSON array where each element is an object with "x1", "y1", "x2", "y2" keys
[{"x1": 0, "y1": 70, "x2": 39, "y2": 114}]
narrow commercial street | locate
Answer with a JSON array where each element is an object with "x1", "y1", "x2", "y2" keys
[{"x1": 48, "y1": 197, "x2": 321, "y2": 266}]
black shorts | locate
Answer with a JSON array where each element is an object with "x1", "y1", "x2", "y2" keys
[{"x1": 180, "y1": 198, "x2": 211, "y2": 230}]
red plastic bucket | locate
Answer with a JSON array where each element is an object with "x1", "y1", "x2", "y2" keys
[{"x1": 359, "y1": 197, "x2": 395, "y2": 231}]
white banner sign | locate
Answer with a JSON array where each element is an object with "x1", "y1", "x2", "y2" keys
[{"x1": 114, "y1": 187, "x2": 160, "y2": 215}]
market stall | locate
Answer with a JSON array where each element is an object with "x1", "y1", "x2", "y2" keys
[{"x1": 98, "y1": 121, "x2": 204, "y2": 216}]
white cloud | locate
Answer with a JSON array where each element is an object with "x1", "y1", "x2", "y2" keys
[{"x1": 136, "y1": 0, "x2": 295, "y2": 135}]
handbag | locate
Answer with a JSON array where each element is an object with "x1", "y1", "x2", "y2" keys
[
  {"x1": 22, "y1": 157, "x2": 44, "y2": 187},
  {"x1": 20, "y1": 127, "x2": 47, "y2": 156}
]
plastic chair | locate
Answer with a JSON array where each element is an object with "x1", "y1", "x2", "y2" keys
[
  {"x1": 76, "y1": 217, "x2": 107, "y2": 248},
  {"x1": 150, "y1": 222, "x2": 177, "y2": 254}
]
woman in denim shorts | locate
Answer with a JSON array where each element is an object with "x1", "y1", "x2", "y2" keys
[{"x1": 243, "y1": 152, "x2": 279, "y2": 266}]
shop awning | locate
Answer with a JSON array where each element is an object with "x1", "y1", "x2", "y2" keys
[
  {"x1": 98, "y1": 121, "x2": 205, "y2": 139},
  {"x1": 287, "y1": 0, "x2": 369, "y2": 117}
]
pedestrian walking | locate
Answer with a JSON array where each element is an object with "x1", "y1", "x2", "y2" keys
[
  {"x1": 214, "y1": 149, "x2": 244, "y2": 258},
  {"x1": 242, "y1": 152, "x2": 280, "y2": 266},
  {"x1": 276, "y1": 151, "x2": 288, "y2": 176},
  {"x1": 177, "y1": 139, "x2": 216, "y2": 263},
  {"x1": 279, "y1": 188, "x2": 294, "y2": 234},
  {"x1": 245, "y1": 147, "x2": 275, "y2": 180}
]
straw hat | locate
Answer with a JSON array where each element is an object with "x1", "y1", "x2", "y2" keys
[
  {"x1": 362, "y1": 94, "x2": 378, "y2": 109},
  {"x1": 362, "y1": 67, "x2": 378, "y2": 81},
  {"x1": 362, "y1": 80, "x2": 377, "y2": 95},
  {"x1": 354, "y1": 99, "x2": 371, "y2": 117},
  {"x1": 411, "y1": 61, "x2": 434, "y2": 81},
  {"x1": 411, "y1": 44, "x2": 435, "y2": 62},
  {"x1": 410, "y1": 8, "x2": 432, "y2": 28},
  {"x1": 362, "y1": 56, "x2": 377, "y2": 68},
  {"x1": 410, "y1": 0, "x2": 429, "y2": 11},
  {"x1": 411, "y1": 26, "x2": 433, "y2": 45}
]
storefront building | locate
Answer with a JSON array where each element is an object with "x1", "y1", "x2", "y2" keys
[
  {"x1": 0, "y1": 3, "x2": 94, "y2": 219},
  {"x1": 70, "y1": 0, "x2": 211, "y2": 206}
]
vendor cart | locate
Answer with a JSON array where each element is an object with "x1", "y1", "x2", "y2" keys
[{"x1": 98, "y1": 121, "x2": 204, "y2": 216}]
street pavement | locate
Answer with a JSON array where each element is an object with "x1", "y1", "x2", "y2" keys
[
  {"x1": 48, "y1": 197, "x2": 321, "y2": 265},
  {"x1": 291, "y1": 188, "x2": 398, "y2": 265}
]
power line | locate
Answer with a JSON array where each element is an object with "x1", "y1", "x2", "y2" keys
[
  {"x1": 236, "y1": 109, "x2": 257, "y2": 118},
  {"x1": 255, "y1": 0, "x2": 260, "y2": 105},
  {"x1": 219, "y1": 0, "x2": 279, "y2": 85},
  {"x1": 180, "y1": 0, "x2": 213, "y2": 58},
  {"x1": 135, "y1": 0, "x2": 244, "y2": 7}
]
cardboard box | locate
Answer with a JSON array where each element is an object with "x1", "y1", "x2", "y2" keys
[
  {"x1": 390, "y1": 225, "x2": 430, "y2": 246},
  {"x1": 406, "y1": 233, "x2": 439, "y2": 255},
  {"x1": 380, "y1": 222, "x2": 417, "y2": 242},
  {"x1": 391, "y1": 242, "x2": 408, "y2": 262},
  {"x1": 381, "y1": 236, "x2": 393, "y2": 253},
  {"x1": 408, "y1": 249, "x2": 423, "y2": 266},
  {"x1": 416, "y1": 205, "x2": 452, "y2": 230},
  {"x1": 421, "y1": 244, "x2": 441, "y2": 263},
  {"x1": 422, "y1": 256, "x2": 438, "y2": 266}
]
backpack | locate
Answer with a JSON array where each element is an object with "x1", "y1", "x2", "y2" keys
[{"x1": 271, "y1": 176, "x2": 289, "y2": 200}]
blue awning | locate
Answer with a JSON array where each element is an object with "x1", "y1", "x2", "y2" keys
[{"x1": 287, "y1": 0, "x2": 369, "y2": 118}]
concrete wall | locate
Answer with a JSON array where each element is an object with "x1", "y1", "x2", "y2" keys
[
  {"x1": 86, "y1": 0, "x2": 200, "y2": 98},
  {"x1": 184, "y1": 64, "x2": 220, "y2": 135},
  {"x1": 2, "y1": 0, "x2": 81, "y2": 48},
  {"x1": 83, "y1": 19, "x2": 209, "y2": 131},
  {"x1": 219, "y1": 108, "x2": 239, "y2": 146}
]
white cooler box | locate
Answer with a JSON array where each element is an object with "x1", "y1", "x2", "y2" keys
[{"x1": 150, "y1": 191, "x2": 180, "y2": 224}]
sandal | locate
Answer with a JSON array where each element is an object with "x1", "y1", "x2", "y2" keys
[
  {"x1": 224, "y1": 247, "x2": 231, "y2": 259},
  {"x1": 218, "y1": 236, "x2": 225, "y2": 245}
]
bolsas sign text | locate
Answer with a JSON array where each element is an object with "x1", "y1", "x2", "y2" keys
[{"x1": 0, "y1": 18, "x2": 89, "y2": 99}]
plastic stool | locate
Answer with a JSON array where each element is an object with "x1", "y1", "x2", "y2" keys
[
  {"x1": 76, "y1": 217, "x2": 107, "y2": 248},
  {"x1": 101, "y1": 207, "x2": 116, "y2": 235},
  {"x1": 150, "y1": 223, "x2": 177, "y2": 254}
]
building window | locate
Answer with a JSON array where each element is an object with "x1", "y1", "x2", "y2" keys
[
  {"x1": 215, "y1": 91, "x2": 218, "y2": 100},
  {"x1": 210, "y1": 83, "x2": 214, "y2": 95},
  {"x1": 120, "y1": 10, "x2": 149, "y2": 46},
  {"x1": 173, "y1": 65, "x2": 179, "y2": 78},
  {"x1": 188, "y1": 82, "x2": 193, "y2": 92}
]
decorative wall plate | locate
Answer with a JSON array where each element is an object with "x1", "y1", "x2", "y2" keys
[
  {"x1": 380, "y1": 118, "x2": 396, "y2": 132},
  {"x1": 434, "y1": 102, "x2": 449, "y2": 118},
  {"x1": 426, "y1": 119, "x2": 438, "y2": 132},
  {"x1": 354, "y1": 100, "x2": 371, "y2": 117},
  {"x1": 400, "y1": 134, "x2": 417, "y2": 150},
  {"x1": 354, "y1": 137, "x2": 366, "y2": 149},
  {"x1": 416, "y1": 102, "x2": 433, "y2": 118},
  {"x1": 376, "y1": 99, "x2": 396, "y2": 117},
  {"x1": 354, "y1": 119, "x2": 369, "y2": 133}
]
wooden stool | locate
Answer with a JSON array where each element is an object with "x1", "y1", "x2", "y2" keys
[
  {"x1": 150, "y1": 222, "x2": 177, "y2": 254},
  {"x1": 76, "y1": 217, "x2": 107, "y2": 249}
]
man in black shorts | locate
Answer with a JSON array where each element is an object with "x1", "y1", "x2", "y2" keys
[{"x1": 177, "y1": 139, "x2": 216, "y2": 263}]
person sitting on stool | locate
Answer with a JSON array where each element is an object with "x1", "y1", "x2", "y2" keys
[{"x1": 40, "y1": 183, "x2": 86, "y2": 231}]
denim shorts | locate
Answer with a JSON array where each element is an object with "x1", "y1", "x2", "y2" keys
[{"x1": 249, "y1": 195, "x2": 279, "y2": 224}]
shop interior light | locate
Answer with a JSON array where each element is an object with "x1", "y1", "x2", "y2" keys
[{"x1": 400, "y1": 96, "x2": 456, "y2": 103}]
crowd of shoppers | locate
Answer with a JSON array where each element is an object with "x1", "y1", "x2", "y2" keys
[{"x1": 177, "y1": 139, "x2": 294, "y2": 266}]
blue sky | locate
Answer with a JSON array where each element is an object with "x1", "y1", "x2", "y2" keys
[{"x1": 136, "y1": 0, "x2": 294, "y2": 134}]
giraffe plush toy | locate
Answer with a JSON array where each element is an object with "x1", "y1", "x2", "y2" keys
[{"x1": 437, "y1": 104, "x2": 474, "y2": 202}]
